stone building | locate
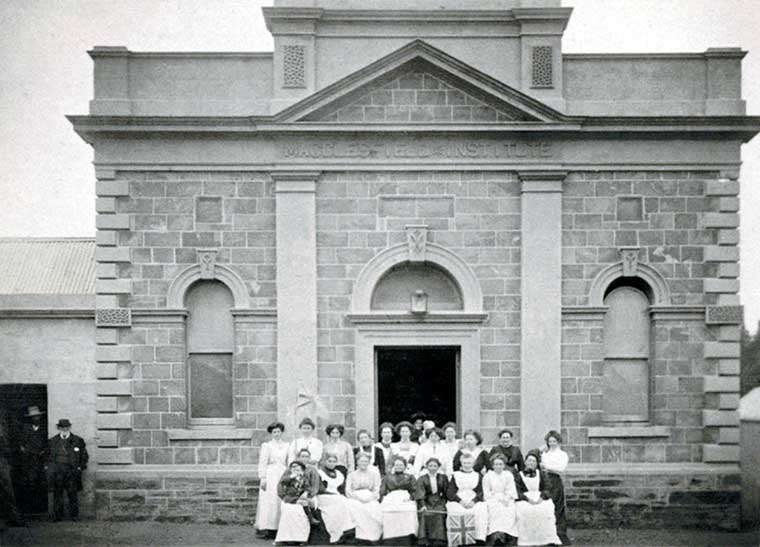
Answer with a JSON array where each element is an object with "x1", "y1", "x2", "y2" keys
[{"x1": 2, "y1": 0, "x2": 758, "y2": 528}]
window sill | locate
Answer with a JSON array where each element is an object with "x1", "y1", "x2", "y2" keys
[
  {"x1": 167, "y1": 429, "x2": 254, "y2": 441},
  {"x1": 587, "y1": 426, "x2": 671, "y2": 439}
]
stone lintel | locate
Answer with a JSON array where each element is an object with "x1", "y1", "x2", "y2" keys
[{"x1": 587, "y1": 426, "x2": 670, "y2": 438}]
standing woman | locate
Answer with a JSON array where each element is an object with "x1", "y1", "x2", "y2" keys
[
  {"x1": 274, "y1": 461, "x2": 313, "y2": 545},
  {"x1": 541, "y1": 431, "x2": 570, "y2": 545},
  {"x1": 487, "y1": 429, "x2": 525, "y2": 474},
  {"x1": 446, "y1": 452, "x2": 488, "y2": 544},
  {"x1": 345, "y1": 452, "x2": 383, "y2": 543},
  {"x1": 412, "y1": 427, "x2": 452, "y2": 477},
  {"x1": 379, "y1": 456, "x2": 419, "y2": 543},
  {"x1": 317, "y1": 453, "x2": 355, "y2": 544},
  {"x1": 414, "y1": 457, "x2": 449, "y2": 546},
  {"x1": 514, "y1": 451, "x2": 561, "y2": 547},
  {"x1": 452, "y1": 429, "x2": 489, "y2": 474},
  {"x1": 375, "y1": 422, "x2": 395, "y2": 476},
  {"x1": 391, "y1": 422, "x2": 418, "y2": 474},
  {"x1": 482, "y1": 453, "x2": 518, "y2": 545},
  {"x1": 441, "y1": 422, "x2": 462, "y2": 461},
  {"x1": 322, "y1": 423, "x2": 355, "y2": 477},
  {"x1": 255, "y1": 421, "x2": 290, "y2": 539},
  {"x1": 354, "y1": 429, "x2": 386, "y2": 477},
  {"x1": 288, "y1": 417, "x2": 324, "y2": 466}
]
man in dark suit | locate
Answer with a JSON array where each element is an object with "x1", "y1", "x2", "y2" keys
[
  {"x1": 18, "y1": 406, "x2": 48, "y2": 514},
  {"x1": 46, "y1": 419, "x2": 88, "y2": 521}
]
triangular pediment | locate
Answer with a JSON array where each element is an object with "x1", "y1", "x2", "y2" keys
[{"x1": 274, "y1": 40, "x2": 569, "y2": 124}]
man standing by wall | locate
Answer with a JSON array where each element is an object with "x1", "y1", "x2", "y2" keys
[
  {"x1": 18, "y1": 406, "x2": 47, "y2": 514},
  {"x1": 46, "y1": 419, "x2": 88, "y2": 522}
]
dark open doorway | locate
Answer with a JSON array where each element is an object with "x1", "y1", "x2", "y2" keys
[
  {"x1": 376, "y1": 347, "x2": 459, "y2": 427},
  {"x1": 0, "y1": 384, "x2": 48, "y2": 515}
]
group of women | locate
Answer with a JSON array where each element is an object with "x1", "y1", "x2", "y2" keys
[{"x1": 255, "y1": 417, "x2": 570, "y2": 546}]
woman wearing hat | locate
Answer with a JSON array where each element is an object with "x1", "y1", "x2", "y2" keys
[{"x1": 255, "y1": 421, "x2": 289, "y2": 539}]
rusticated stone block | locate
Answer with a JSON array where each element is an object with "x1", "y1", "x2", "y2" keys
[{"x1": 705, "y1": 306, "x2": 743, "y2": 325}]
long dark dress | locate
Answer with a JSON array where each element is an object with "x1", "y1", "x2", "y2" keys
[
  {"x1": 414, "y1": 473, "x2": 449, "y2": 545},
  {"x1": 543, "y1": 471, "x2": 568, "y2": 543},
  {"x1": 486, "y1": 445, "x2": 525, "y2": 473},
  {"x1": 452, "y1": 448, "x2": 488, "y2": 474}
]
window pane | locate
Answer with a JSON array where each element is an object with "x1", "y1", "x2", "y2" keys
[
  {"x1": 189, "y1": 353, "x2": 233, "y2": 418},
  {"x1": 603, "y1": 358, "x2": 648, "y2": 422},
  {"x1": 186, "y1": 281, "x2": 234, "y2": 353},
  {"x1": 604, "y1": 286, "x2": 650, "y2": 358}
]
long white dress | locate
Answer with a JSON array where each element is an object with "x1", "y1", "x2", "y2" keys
[
  {"x1": 317, "y1": 469, "x2": 356, "y2": 543},
  {"x1": 345, "y1": 468, "x2": 383, "y2": 541},
  {"x1": 288, "y1": 436, "x2": 324, "y2": 465},
  {"x1": 255, "y1": 439, "x2": 289, "y2": 532},
  {"x1": 412, "y1": 440, "x2": 453, "y2": 477},
  {"x1": 515, "y1": 473, "x2": 561, "y2": 546},
  {"x1": 446, "y1": 470, "x2": 488, "y2": 542},
  {"x1": 274, "y1": 475, "x2": 311, "y2": 544},
  {"x1": 483, "y1": 470, "x2": 518, "y2": 537}
]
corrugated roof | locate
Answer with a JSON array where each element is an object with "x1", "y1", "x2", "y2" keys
[{"x1": 0, "y1": 238, "x2": 96, "y2": 294}]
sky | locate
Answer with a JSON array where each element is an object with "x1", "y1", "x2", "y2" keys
[{"x1": 0, "y1": 0, "x2": 758, "y2": 331}]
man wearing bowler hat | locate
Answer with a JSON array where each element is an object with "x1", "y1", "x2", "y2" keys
[
  {"x1": 19, "y1": 406, "x2": 48, "y2": 514},
  {"x1": 46, "y1": 419, "x2": 88, "y2": 521}
]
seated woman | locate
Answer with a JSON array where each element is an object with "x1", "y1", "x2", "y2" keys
[
  {"x1": 412, "y1": 427, "x2": 452, "y2": 477},
  {"x1": 345, "y1": 452, "x2": 383, "y2": 544},
  {"x1": 446, "y1": 452, "x2": 488, "y2": 545},
  {"x1": 452, "y1": 430, "x2": 489, "y2": 474},
  {"x1": 391, "y1": 422, "x2": 419, "y2": 474},
  {"x1": 483, "y1": 454, "x2": 518, "y2": 545},
  {"x1": 514, "y1": 451, "x2": 561, "y2": 547},
  {"x1": 354, "y1": 428, "x2": 386, "y2": 477},
  {"x1": 541, "y1": 431, "x2": 570, "y2": 545},
  {"x1": 380, "y1": 456, "x2": 419, "y2": 544},
  {"x1": 322, "y1": 423, "x2": 355, "y2": 477},
  {"x1": 274, "y1": 460, "x2": 313, "y2": 546},
  {"x1": 414, "y1": 457, "x2": 449, "y2": 547},
  {"x1": 317, "y1": 453, "x2": 356, "y2": 544}
]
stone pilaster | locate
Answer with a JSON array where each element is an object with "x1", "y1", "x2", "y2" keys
[
  {"x1": 702, "y1": 171, "x2": 741, "y2": 463},
  {"x1": 519, "y1": 171, "x2": 566, "y2": 450},
  {"x1": 273, "y1": 172, "x2": 320, "y2": 433},
  {"x1": 94, "y1": 168, "x2": 133, "y2": 465}
]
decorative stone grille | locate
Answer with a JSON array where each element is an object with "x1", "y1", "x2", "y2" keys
[
  {"x1": 96, "y1": 308, "x2": 131, "y2": 327},
  {"x1": 705, "y1": 305, "x2": 743, "y2": 325},
  {"x1": 283, "y1": 45, "x2": 306, "y2": 88},
  {"x1": 531, "y1": 46, "x2": 553, "y2": 88}
]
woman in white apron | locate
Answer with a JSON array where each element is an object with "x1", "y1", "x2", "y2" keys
[
  {"x1": 345, "y1": 452, "x2": 383, "y2": 542},
  {"x1": 255, "y1": 421, "x2": 289, "y2": 539},
  {"x1": 514, "y1": 450, "x2": 561, "y2": 546},
  {"x1": 379, "y1": 455, "x2": 419, "y2": 542},
  {"x1": 446, "y1": 452, "x2": 488, "y2": 544},
  {"x1": 274, "y1": 461, "x2": 312, "y2": 544},
  {"x1": 317, "y1": 453, "x2": 355, "y2": 543}
]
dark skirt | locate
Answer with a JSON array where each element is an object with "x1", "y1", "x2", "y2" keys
[
  {"x1": 418, "y1": 495, "x2": 447, "y2": 544},
  {"x1": 544, "y1": 471, "x2": 568, "y2": 541}
]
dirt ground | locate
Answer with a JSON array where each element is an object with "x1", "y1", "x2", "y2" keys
[{"x1": 1, "y1": 521, "x2": 759, "y2": 547}]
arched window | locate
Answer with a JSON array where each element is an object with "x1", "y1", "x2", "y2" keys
[
  {"x1": 185, "y1": 280, "x2": 235, "y2": 426},
  {"x1": 370, "y1": 262, "x2": 463, "y2": 311},
  {"x1": 602, "y1": 280, "x2": 652, "y2": 423}
]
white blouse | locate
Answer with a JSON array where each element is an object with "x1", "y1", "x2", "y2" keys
[
  {"x1": 257, "y1": 440, "x2": 289, "y2": 479},
  {"x1": 451, "y1": 470, "x2": 480, "y2": 504},
  {"x1": 482, "y1": 470, "x2": 517, "y2": 502},
  {"x1": 288, "y1": 436, "x2": 324, "y2": 464},
  {"x1": 542, "y1": 448, "x2": 569, "y2": 473}
]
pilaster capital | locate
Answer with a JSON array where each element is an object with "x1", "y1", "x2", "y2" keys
[
  {"x1": 518, "y1": 170, "x2": 567, "y2": 193},
  {"x1": 271, "y1": 170, "x2": 321, "y2": 193}
]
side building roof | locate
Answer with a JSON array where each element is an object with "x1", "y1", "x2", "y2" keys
[{"x1": 0, "y1": 238, "x2": 95, "y2": 314}]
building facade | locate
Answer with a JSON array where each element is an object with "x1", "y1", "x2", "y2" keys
[{"x1": 3, "y1": 0, "x2": 758, "y2": 528}]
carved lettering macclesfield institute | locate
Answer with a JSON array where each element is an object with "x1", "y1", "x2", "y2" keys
[{"x1": 282, "y1": 140, "x2": 554, "y2": 160}]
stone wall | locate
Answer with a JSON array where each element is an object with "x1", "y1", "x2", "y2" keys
[{"x1": 315, "y1": 171, "x2": 522, "y2": 442}]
